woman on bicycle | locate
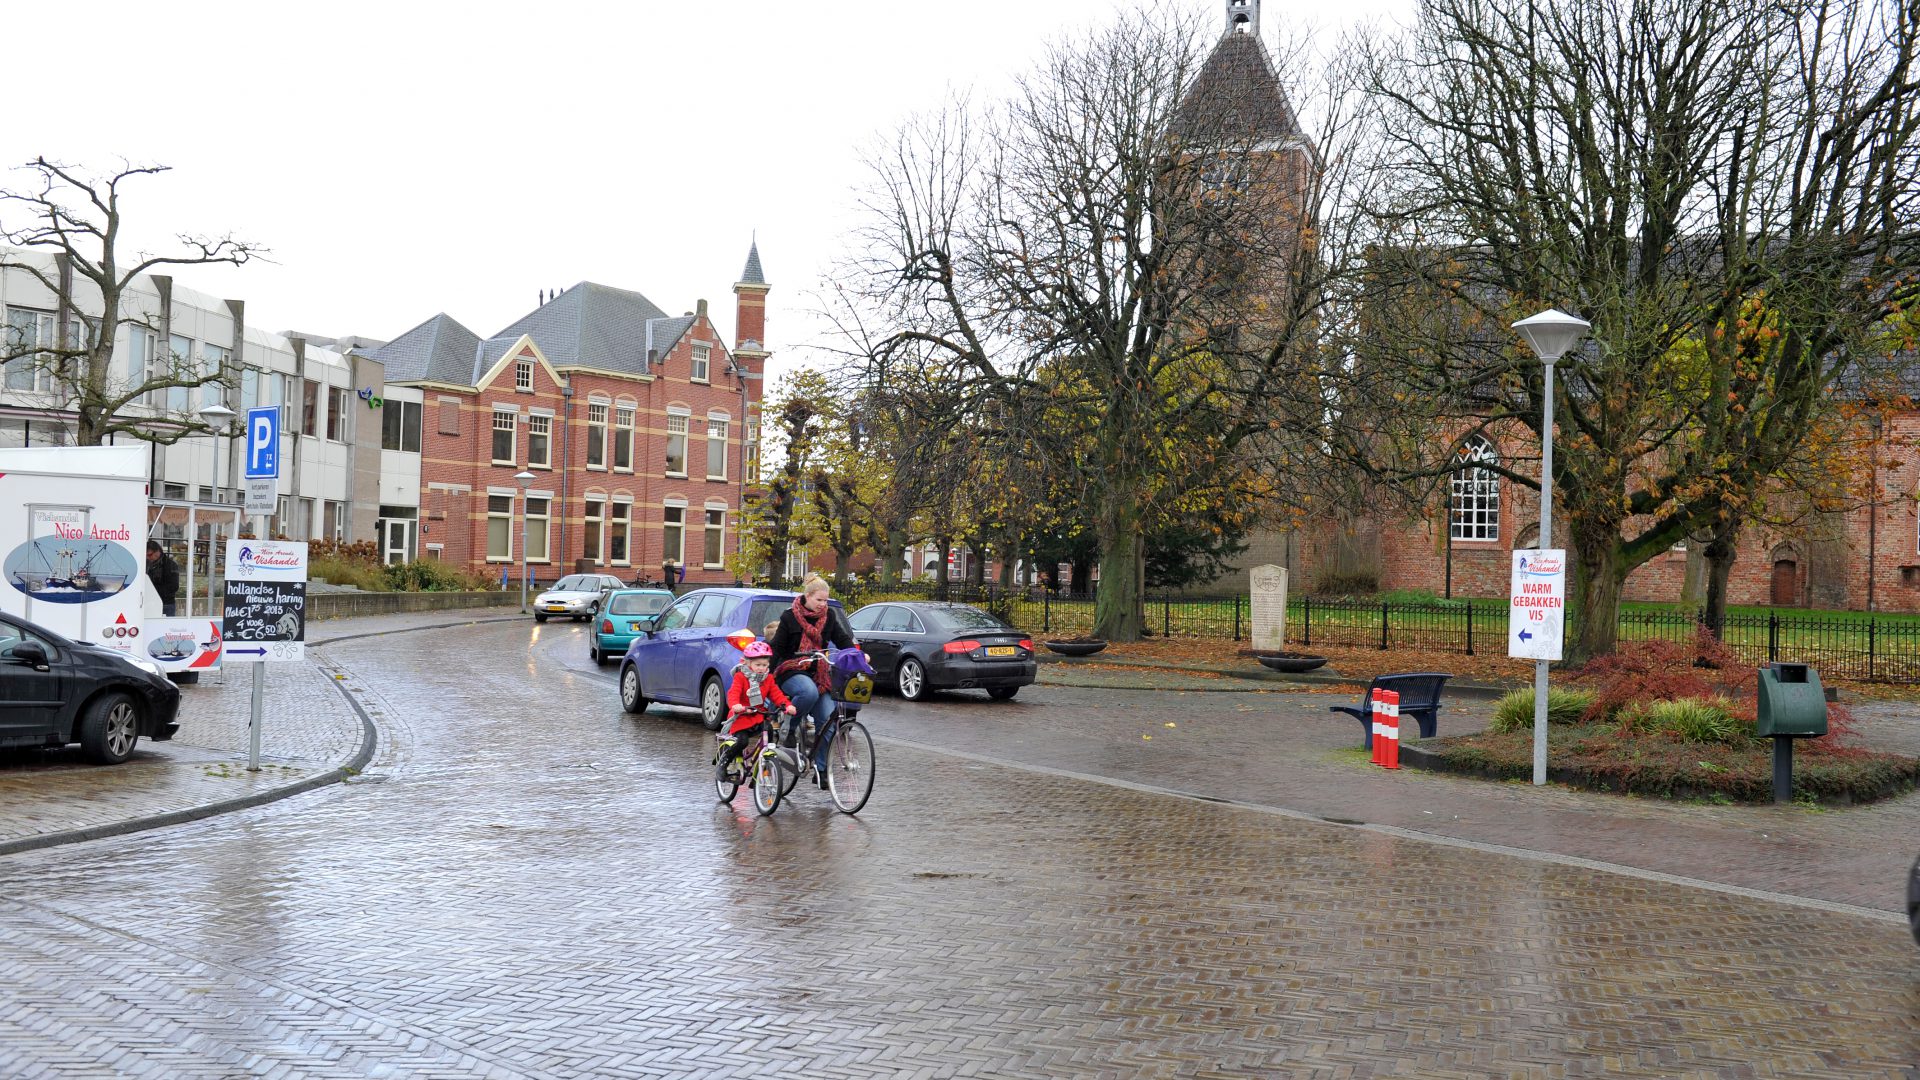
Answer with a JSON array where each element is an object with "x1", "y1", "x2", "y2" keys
[{"x1": 769, "y1": 575, "x2": 858, "y2": 784}]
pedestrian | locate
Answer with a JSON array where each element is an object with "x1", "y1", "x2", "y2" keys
[
  {"x1": 769, "y1": 575, "x2": 859, "y2": 784},
  {"x1": 145, "y1": 540, "x2": 179, "y2": 617}
]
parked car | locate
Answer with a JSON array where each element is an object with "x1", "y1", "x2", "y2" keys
[
  {"x1": 531, "y1": 573, "x2": 626, "y2": 623},
  {"x1": 1909, "y1": 854, "x2": 1919, "y2": 947},
  {"x1": 617, "y1": 588, "x2": 850, "y2": 729},
  {"x1": 589, "y1": 588, "x2": 676, "y2": 666},
  {"x1": 0, "y1": 611, "x2": 181, "y2": 764},
  {"x1": 845, "y1": 601, "x2": 1034, "y2": 701}
]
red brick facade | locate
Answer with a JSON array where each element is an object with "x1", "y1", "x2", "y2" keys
[{"x1": 413, "y1": 295, "x2": 767, "y2": 586}]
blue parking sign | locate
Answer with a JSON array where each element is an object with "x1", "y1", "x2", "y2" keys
[{"x1": 244, "y1": 406, "x2": 279, "y2": 479}]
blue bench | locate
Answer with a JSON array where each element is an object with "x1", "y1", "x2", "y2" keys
[{"x1": 1329, "y1": 672, "x2": 1453, "y2": 750}]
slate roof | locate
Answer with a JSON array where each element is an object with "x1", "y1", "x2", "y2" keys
[
  {"x1": 1173, "y1": 31, "x2": 1305, "y2": 144},
  {"x1": 740, "y1": 241, "x2": 765, "y2": 285},
  {"x1": 366, "y1": 313, "x2": 483, "y2": 385},
  {"x1": 475, "y1": 282, "x2": 679, "y2": 380}
]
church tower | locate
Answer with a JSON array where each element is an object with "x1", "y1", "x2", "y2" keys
[
  {"x1": 1227, "y1": 0, "x2": 1259, "y2": 34},
  {"x1": 733, "y1": 239, "x2": 770, "y2": 371}
]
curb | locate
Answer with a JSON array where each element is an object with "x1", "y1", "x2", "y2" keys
[
  {"x1": 1035, "y1": 654, "x2": 1517, "y2": 699},
  {"x1": 0, "y1": 615, "x2": 509, "y2": 859}
]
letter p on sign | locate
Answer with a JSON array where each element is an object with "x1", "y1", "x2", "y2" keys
[{"x1": 245, "y1": 405, "x2": 279, "y2": 479}]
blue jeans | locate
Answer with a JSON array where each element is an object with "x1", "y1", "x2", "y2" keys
[{"x1": 779, "y1": 674, "x2": 836, "y2": 771}]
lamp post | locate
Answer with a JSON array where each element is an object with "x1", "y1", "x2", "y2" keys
[
  {"x1": 515, "y1": 470, "x2": 535, "y2": 613},
  {"x1": 1511, "y1": 308, "x2": 1590, "y2": 786}
]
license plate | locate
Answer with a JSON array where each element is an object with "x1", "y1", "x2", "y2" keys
[
  {"x1": 546, "y1": 605, "x2": 567, "y2": 612},
  {"x1": 985, "y1": 646, "x2": 1018, "y2": 657}
]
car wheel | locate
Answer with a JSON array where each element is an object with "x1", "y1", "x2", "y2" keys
[
  {"x1": 897, "y1": 656, "x2": 930, "y2": 701},
  {"x1": 987, "y1": 686, "x2": 1019, "y2": 701},
  {"x1": 79, "y1": 691, "x2": 140, "y2": 765},
  {"x1": 589, "y1": 643, "x2": 605, "y2": 666},
  {"x1": 619, "y1": 664, "x2": 649, "y2": 714},
  {"x1": 700, "y1": 674, "x2": 726, "y2": 731},
  {"x1": 535, "y1": 612, "x2": 549, "y2": 623}
]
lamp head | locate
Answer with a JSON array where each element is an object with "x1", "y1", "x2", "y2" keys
[
  {"x1": 1511, "y1": 308, "x2": 1591, "y2": 364},
  {"x1": 198, "y1": 402, "x2": 236, "y2": 428},
  {"x1": 513, "y1": 470, "x2": 535, "y2": 490}
]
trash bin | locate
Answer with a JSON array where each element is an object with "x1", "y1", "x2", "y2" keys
[{"x1": 1756, "y1": 662, "x2": 1828, "y2": 737}]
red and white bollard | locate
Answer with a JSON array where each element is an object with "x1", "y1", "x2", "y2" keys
[
  {"x1": 1369, "y1": 688, "x2": 1385, "y2": 765},
  {"x1": 1379, "y1": 689, "x2": 1401, "y2": 770}
]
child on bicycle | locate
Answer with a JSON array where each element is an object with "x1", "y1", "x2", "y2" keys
[{"x1": 717, "y1": 640, "x2": 796, "y2": 775}]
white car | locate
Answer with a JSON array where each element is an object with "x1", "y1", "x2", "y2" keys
[{"x1": 532, "y1": 574, "x2": 626, "y2": 623}]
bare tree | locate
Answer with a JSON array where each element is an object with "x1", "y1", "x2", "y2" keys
[
  {"x1": 0, "y1": 158, "x2": 264, "y2": 445},
  {"x1": 1351, "y1": 0, "x2": 1920, "y2": 658}
]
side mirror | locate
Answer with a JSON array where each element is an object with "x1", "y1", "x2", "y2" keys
[{"x1": 11, "y1": 641, "x2": 49, "y2": 670}]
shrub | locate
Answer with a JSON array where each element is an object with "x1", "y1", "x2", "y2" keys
[
  {"x1": 1571, "y1": 626, "x2": 1749, "y2": 722},
  {"x1": 1490, "y1": 687, "x2": 1598, "y2": 733},
  {"x1": 309, "y1": 554, "x2": 388, "y2": 591},
  {"x1": 383, "y1": 560, "x2": 496, "y2": 592},
  {"x1": 1313, "y1": 570, "x2": 1378, "y2": 596},
  {"x1": 1617, "y1": 696, "x2": 1751, "y2": 745}
]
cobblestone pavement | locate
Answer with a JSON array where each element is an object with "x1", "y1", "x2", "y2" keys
[{"x1": 0, "y1": 619, "x2": 1916, "y2": 1078}]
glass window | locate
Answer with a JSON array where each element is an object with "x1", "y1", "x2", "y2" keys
[
  {"x1": 745, "y1": 420, "x2": 760, "y2": 483},
  {"x1": 127, "y1": 327, "x2": 153, "y2": 390},
  {"x1": 666, "y1": 415, "x2": 688, "y2": 476},
  {"x1": 706, "y1": 419, "x2": 727, "y2": 479},
  {"x1": 382, "y1": 400, "x2": 421, "y2": 452},
  {"x1": 656, "y1": 596, "x2": 699, "y2": 632},
  {"x1": 704, "y1": 507, "x2": 725, "y2": 566},
  {"x1": 553, "y1": 575, "x2": 587, "y2": 591},
  {"x1": 487, "y1": 494, "x2": 513, "y2": 560},
  {"x1": 747, "y1": 600, "x2": 789, "y2": 639},
  {"x1": 587, "y1": 403, "x2": 607, "y2": 469},
  {"x1": 691, "y1": 344, "x2": 711, "y2": 382},
  {"x1": 583, "y1": 498, "x2": 604, "y2": 562},
  {"x1": 608, "y1": 502, "x2": 631, "y2": 565},
  {"x1": 527, "y1": 414, "x2": 551, "y2": 468},
  {"x1": 613, "y1": 406, "x2": 634, "y2": 471},
  {"x1": 240, "y1": 367, "x2": 259, "y2": 411},
  {"x1": 301, "y1": 378, "x2": 320, "y2": 436},
  {"x1": 201, "y1": 343, "x2": 231, "y2": 407},
  {"x1": 878, "y1": 607, "x2": 920, "y2": 633},
  {"x1": 514, "y1": 359, "x2": 533, "y2": 391},
  {"x1": 609, "y1": 592, "x2": 670, "y2": 616},
  {"x1": 932, "y1": 606, "x2": 1006, "y2": 631},
  {"x1": 690, "y1": 593, "x2": 731, "y2": 628},
  {"x1": 663, "y1": 504, "x2": 685, "y2": 565},
  {"x1": 492, "y1": 410, "x2": 516, "y2": 464},
  {"x1": 526, "y1": 497, "x2": 550, "y2": 562},
  {"x1": 327, "y1": 386, "x2": 351, "y2": 441},
  {"x1": 1449, "y1": 436, "x2": 1500, "y2": 541},
  {"x1": 848, "y1": 605, "x2": 885, "y2": 632},
  {"x1": 5, "y1": 307, "x2": 56, "y2": 391}
]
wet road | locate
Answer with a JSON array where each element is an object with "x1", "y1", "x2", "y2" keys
[{"x1": 1, "y1": 619, "x2": 1916, "y2": 1078}]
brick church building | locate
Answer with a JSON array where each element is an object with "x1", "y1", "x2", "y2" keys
[{"x1": 366, "y1": 244, "x2": 770, "y2": 585}]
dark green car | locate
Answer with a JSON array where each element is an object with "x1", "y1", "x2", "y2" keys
[{"x1": 589, "y1": 589, "x2": 676, "y2": 666}]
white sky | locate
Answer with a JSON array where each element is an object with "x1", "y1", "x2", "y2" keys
[{"x1": 4, "y1": 0, "x2": 1411, "y2": 383}]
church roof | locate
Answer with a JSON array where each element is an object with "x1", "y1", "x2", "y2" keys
[
  {"x1": 1173, "y1": 31, "x2": 1305, "y2": 144},
  {"x1": 739, "y1": 241, "x2": 765, "y2": 285}
]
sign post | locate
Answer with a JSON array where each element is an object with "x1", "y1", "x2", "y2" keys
[
  {"x1": 1508, "y1": 548, "x2": 1567, "y2": 783},
  {"x1": 231, "y1": 407, "x2": 290, "y2": 771}
]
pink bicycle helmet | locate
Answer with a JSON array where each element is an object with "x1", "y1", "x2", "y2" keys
[{"x1": 741, "y1": 641, "x2": 773, "y2": 659}]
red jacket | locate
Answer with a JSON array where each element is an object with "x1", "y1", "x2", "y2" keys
[{"x1": 726, "y1": 667, "x2": 793, "y2": 736}]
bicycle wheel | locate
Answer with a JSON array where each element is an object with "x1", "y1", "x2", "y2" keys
[
  {"x1": 752, "y1": 748, "x2": 783, "y2": 816},
  {"x1": 826, "y1": 720, "x2": 875, "y2": 815},
  {"x1": 714, "y1": 741, "x2": 741, "y2": 803},
  {"x1": 778, "y1": 719, "x2": 802, "y2": 795}
]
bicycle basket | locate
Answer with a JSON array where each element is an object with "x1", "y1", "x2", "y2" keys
[{"x1": 836, "y1": 671, "x2": 874, "y2": 704}]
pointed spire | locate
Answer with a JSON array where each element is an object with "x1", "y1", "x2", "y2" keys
[{"x1": 739, "y1": 237, "x2": 765, "y2": 285}]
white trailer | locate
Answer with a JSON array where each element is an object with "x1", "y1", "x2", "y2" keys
[{"x1": 0, "y1": 446, "x2": 151, "y2": 661}]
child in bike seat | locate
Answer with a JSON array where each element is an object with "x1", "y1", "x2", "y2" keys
[{"x1": 718, "y1": 640, "x2": 796, "y2": 772}]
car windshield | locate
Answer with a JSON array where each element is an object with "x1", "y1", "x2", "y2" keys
[
  {"x1": 551, "y1": 576, "x2": 592, "y2": 592},
  {"x1": 609, "y1": 593, "x2": 670, "y2": 616},
  {"x1": 933, "y1": 606, "x2": 1009, "y2": 631}
]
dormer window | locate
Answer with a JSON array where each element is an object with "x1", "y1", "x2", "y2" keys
[{"x1": 691, "y1": 344, "x2": 711, "y2": 383}]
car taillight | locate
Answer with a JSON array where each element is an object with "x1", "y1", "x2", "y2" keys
[
  {"x1": 602, "y1": 619, "x2": 614, "y2": 633},
  {"x1": 1018, "y1": 638, "x2": 1033, "y2": 651},
  {"x1": 943, "y1": 640, "x2": 981, "y2": 654}
]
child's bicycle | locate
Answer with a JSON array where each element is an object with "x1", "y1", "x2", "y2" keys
[
  {"x1": 752, "y1": 648, "x2": 877, "y2": 818},
  {"x1": 712, "y1": 704, "x2": 792, "y2": 805}
]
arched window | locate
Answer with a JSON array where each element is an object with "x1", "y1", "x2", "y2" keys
[{"x1": 1450, "y1": 436, "x2": 1500, "y2": 541}]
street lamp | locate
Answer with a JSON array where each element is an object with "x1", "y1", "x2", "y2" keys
[
  {"x1": 515, "y1": 470, "x2": 535, "y2": 613},
  {"x1": 198, "y1": 402, "x2": 235, "y2": 504},
  {"x1": 1511, "y1": 308, "x2": 1590, "y2": 786}
]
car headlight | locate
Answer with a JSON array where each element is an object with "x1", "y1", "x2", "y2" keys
[{"x1": 126, "y1": 657, "x2": 164, "y2": 678}]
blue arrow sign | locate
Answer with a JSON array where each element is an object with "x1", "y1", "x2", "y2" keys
[
  {"x1": 228, "y1": 646, "x2": 267, "y2": 656},
  {"x1": 1517, "y1": 629, "x2": 1533, "y2": 642}
]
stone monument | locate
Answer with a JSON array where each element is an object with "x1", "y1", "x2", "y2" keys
[{"x1": 1249, "y1": 563, "x2": 1288, "y2": 653}]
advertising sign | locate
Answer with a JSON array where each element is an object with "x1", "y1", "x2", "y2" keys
[
  {"x1": 141, "y1": 617, "x2": 224, "y2": 674},
  {"x1": 0, "y1": 446, "x2": 150, "y2": 659},
  {"x1": 222, "y1": 539, "x2": 307, "y2": 662},
  {"x1": 1508, "y1": 548, "x2": 1567, "y2": 661}
]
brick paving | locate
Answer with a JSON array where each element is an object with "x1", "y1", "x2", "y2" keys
[{"x1": 0, "y1": 618, "x2": 1914, "y2": 1077}]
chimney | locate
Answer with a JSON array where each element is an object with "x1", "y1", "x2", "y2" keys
[{"x1": 696, "y1": 298, "x2": 708, "y2": 320}]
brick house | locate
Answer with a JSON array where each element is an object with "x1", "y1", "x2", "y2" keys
[{"x1": 365, "y1": 245, "x2": 769, "y2": 585}]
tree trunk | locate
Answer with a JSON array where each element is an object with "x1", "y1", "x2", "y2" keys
[
  {"x1": 880, "y1": 526, "x2": 908, "y2": 587},
  {"x1": 933, "y1": 536, "x2": 951, "y2": 587},
  {"x1": 1093, "y1": 505, "x2": 1144, "y2": 641},
  {"x1": 1568, "y1": 521, "x2": 1626, "y2": 663},
  {"x1": 1678, "y1": 544, "x2": 1707, "y2": 610},
  {"x1": 1700, "y1": 523, "x2": 1741, "y2": 640}
]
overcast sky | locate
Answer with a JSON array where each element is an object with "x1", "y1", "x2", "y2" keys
[{"x1": 6, "y1": 0, "x2": 1410, "y2": 383}]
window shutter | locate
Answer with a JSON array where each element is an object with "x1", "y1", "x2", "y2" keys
[{"x1": 438, "y1": 399, "x2": 462, "y2": 436}]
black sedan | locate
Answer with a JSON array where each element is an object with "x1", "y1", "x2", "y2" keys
[
  {"x1": 0, "y1": 611, "x2": 181, "y2": 764},
  {"x1": 846, "y1": 601, "x2": 1035, "y2": 701}
]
